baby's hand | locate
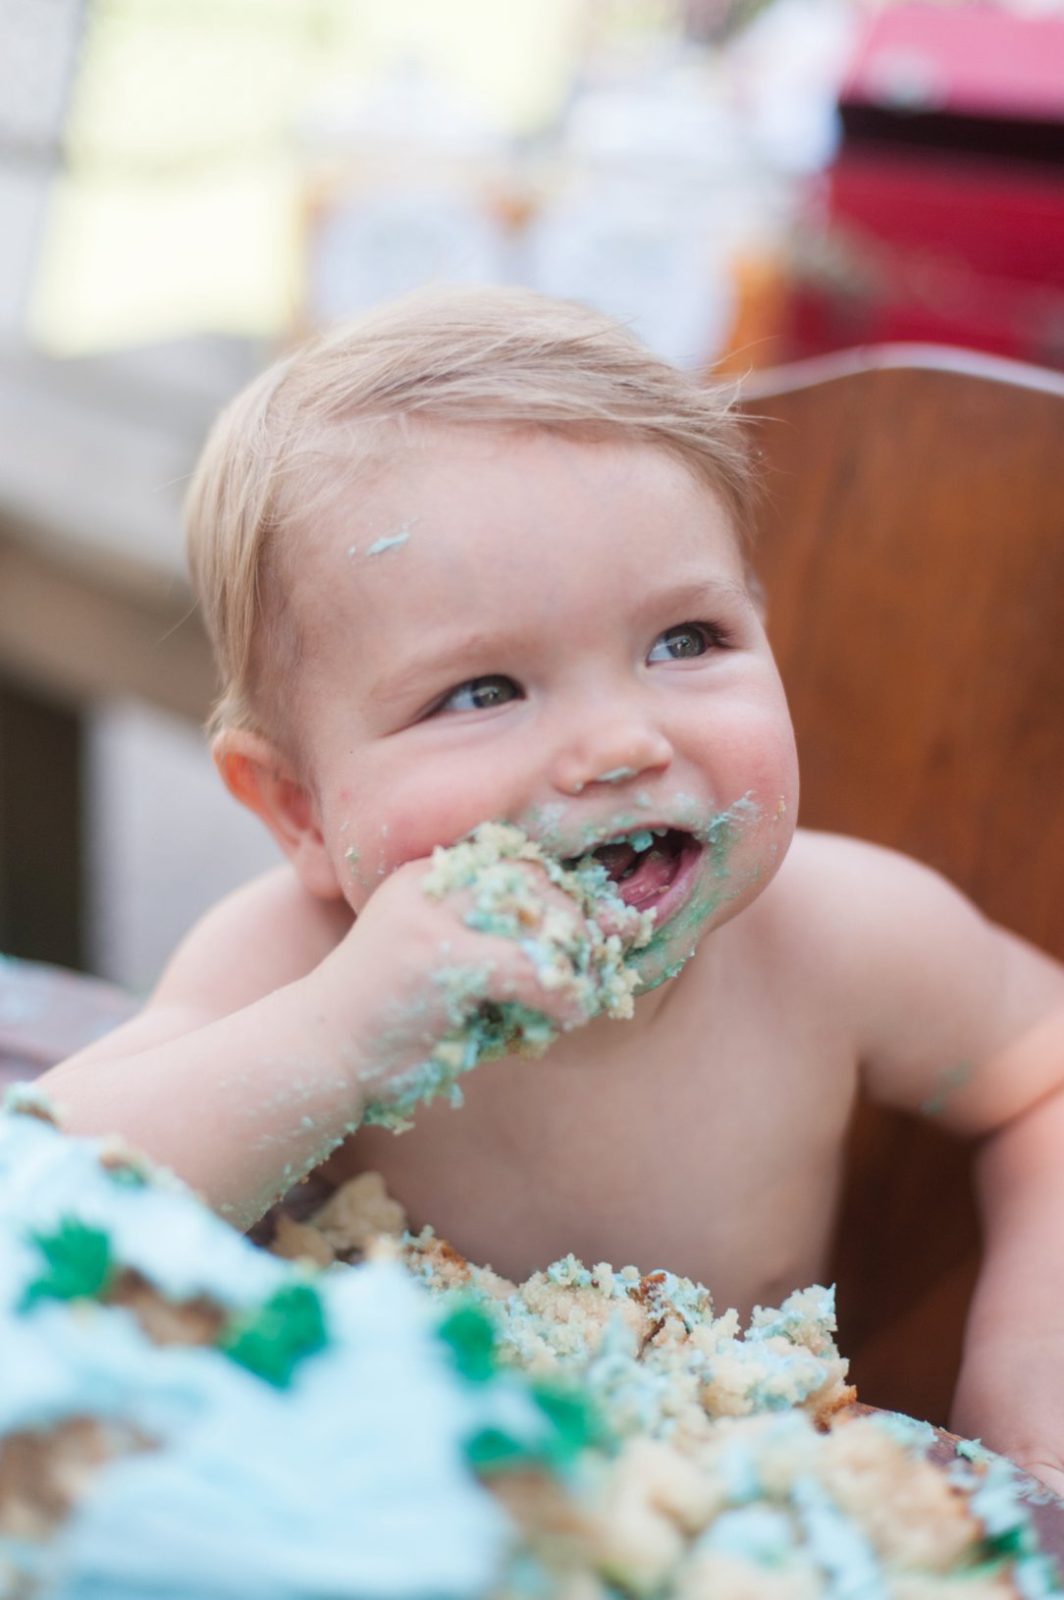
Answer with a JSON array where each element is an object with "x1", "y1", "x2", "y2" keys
[
  {"x1": 309, "y1": 824, "x2": 651, "y2": 1131},
  {"x1": 953, "y1": 1342, "x2": 1064, "y2": 1501}
]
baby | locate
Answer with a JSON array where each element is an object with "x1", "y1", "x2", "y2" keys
[{"x1": 40, "y1": 287, "x2": 1064, "y2": 1490}]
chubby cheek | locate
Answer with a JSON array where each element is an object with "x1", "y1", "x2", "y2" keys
[
  {"x1": 692, "y1": 703, "x2": 799, "y2": 883},
  {"x1": 697, "y1": 693, "x2": 798, "y2": 810},
  {"x1": 747, "y1": 720, "x2": 800, "y2": 840},
  {"x1": 325, "y1": 764, "x2": 507, "y2": 910}
]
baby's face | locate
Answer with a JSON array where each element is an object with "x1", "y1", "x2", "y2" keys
[{"x1": 289, "y1": 427, "x2": 798, "y2": 988}]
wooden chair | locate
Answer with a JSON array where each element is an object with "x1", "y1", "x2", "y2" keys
[{"x1": 738, "y1": 346, "x2": 1064, "y2": 1424}]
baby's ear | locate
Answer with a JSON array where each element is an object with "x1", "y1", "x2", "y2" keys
[{"x1": 212, "y1": 730, "x2": 343, "y2": 901}]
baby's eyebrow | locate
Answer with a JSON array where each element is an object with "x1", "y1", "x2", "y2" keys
[
  {"x1": 634, "y1": 573, "x2": 753, "y2": 617},
  {"x1": 365, "y1": 575, "x2": 752, "y2": 705},
  {"x1": 365, "y1": 630, "x2": 516, "y2": 705}
]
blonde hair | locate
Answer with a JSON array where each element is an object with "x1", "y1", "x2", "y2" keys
[{"x1": 185, "y1": 284, "x2": 756, "y2": 743}]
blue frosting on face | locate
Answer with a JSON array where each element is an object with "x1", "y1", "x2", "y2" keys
[{"x1": 0, "y1": 1106, "x2": 548, "y2": 1600}]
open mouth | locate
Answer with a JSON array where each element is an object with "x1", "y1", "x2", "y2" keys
[{"x1": 571, "y1": 828, "x2": 703, "y2": 918}]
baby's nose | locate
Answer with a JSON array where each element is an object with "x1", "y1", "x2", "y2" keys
[{"x1": 552, "y1": 723, "x2": 673, "y2": 797}]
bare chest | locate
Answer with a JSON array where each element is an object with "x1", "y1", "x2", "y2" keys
[{"x1": 339, "y1": 954, "x2": 859, "y2": 1317}]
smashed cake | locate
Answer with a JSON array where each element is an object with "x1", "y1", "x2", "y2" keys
[
  {"x1": 4, "y1": 1099, "x2": 1061, "y2": 1598},
  {"x1": 265, "y1": 1164, "x2": 1062, "y2": 1599},
  {"x1": 3, "y1": 1002, "x2": 1063, "y2": 1600},
  {"x1": 0, "y1": 1097, "x2": 585, "y2": 1600}
]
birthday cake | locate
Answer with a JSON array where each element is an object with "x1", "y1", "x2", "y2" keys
[{"x1": 1, "y1": 1097, "x2": 1060, "y2": 1600}]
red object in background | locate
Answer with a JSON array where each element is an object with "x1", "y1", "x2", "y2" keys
[{"x1": 787, "y1": 4, "x2": 1064, "y2": 369}]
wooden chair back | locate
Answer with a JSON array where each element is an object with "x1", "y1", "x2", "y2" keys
[{"x1": 738, "y1": 347, "x2": 1064, "y2": 1423}]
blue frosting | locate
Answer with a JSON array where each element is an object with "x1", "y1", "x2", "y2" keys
[
  {"x1": 0, "y1": 1108, "x2": 284, "y2": 1310},
  {"x1": 699, "y1": 1505, "x2": 796, "y2": 1564},
  {"x1": 35, "y1": 1270, "x2": 529, "y2": 1599},
  {"x1": 2, "y1": 1104, "x2": 1058, "y2": 1600},
  {"x1": 0, "y1": 1106, "x2": 551, "y2": 1599},
  {"x1": 790, "y1": 1477, "x2": 887, "y2": 1600}
]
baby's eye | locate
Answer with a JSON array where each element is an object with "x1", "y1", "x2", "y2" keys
[
  {"x1": 647, "y1": 622, "x2": 725, "y2": 662},
  {"x1": 436, "y1": 675, "x2": 522, "y2": 714}
]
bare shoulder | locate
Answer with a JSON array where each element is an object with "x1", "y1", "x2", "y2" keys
[
  {"x1": 746, "y1": 828, "x2": 949, "y2": 969},
  {"x1": 766, "y1": 826, "x2": 1060, "y2": 994},
  {"x1": 773, "y1": 825, "x2": 938, "y2": 887},
  {"x1": 727, "y1": 829, "x2": 938, "y2": 1016},
  {"x1": 152, "y1": 866, "x2": 353, "y2": 1016},
  {"x1": 762, "y1": 826, "x2": 1035, "y2": 945},
  {"x1": 757, "y1": 830, "x2": 1064, "y2": 1121}
]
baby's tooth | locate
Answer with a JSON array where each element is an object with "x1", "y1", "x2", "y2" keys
[{"x1": 628, "y1": 829, "x2": 654, "y2": 852}]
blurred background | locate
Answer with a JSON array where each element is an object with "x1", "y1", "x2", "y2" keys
[{"x1": 1, "y1": 0, "x2": 1062, "y2": 995}]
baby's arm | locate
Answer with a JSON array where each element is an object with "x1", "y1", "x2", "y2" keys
[
  {"x1": 808, "y1": 834, "x2": 1064, "y2": 1487},
  {"x1": 37, "y1": 844, "x2": 622, "y2": 1228},
  {"x1": 39, "y1": 866, "x2": 366, "y2": 1225},
  {"x1": 949, "y1": 1009, "x2": 1064, "y2": 1496}
]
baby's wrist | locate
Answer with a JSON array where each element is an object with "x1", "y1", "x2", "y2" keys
[{"x1": 358, "y1": 993, "x2": 561, "y2": 1134}]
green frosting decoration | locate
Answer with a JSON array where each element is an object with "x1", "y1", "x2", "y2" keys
[
  {"x1": 530, "y1": 1380, "x2": 602, "y2": 1468},
  {"x1": 221, "y1": 1282, "x2": 329, "y2": 1388},
  {"x1": 437, "y1": 1301, "x2": 500, "y2": 1384},
  {"x1": 464, "y1": 1381, "x2": 603, "y2": 1480},
  {"x1": 464, "y1": 1426, "x2": 535, "y2": 1476},
  {"x1": 22, "y1": 1218, "x2": 114, "y2": 1308},
  {"x1": 439, "y1": 1299, "x2": 602, "y2": 1476}
]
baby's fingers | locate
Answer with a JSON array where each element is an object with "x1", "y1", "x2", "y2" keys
[
  {"x1": 1013, "y1": 1455, "x2": 1064, "y2": 1501},
  {"x1": 360, "y1": 932, "x2": 588, "y2": 1132},
  {"x1": 433, "y1": 925, "x2": 595, "y2": 1037},
  {"x1": 464, "y1": 874, "x2": 635, "y2": 1015}
]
